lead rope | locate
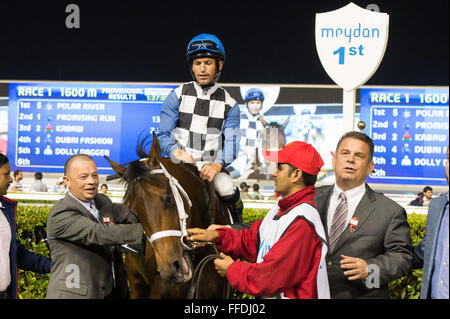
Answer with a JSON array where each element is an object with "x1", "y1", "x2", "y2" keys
[
  {"x1": 186, "y1": 179, "x2": 232, "y2": 299},
  {"x1": 186, "y1": 244, "x2": 232, "y2": 299}
]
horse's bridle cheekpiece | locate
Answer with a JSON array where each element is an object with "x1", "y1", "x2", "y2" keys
[{"x1": 143, "y1": 159, "x2": 193, "y2": 251}]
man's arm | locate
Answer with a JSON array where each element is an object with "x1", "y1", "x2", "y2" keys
[
  {"x1": 156, "y1": 90, "x2": 181, "y2": 157},
  {"x1": 412, "y1": 236, "x2": 425, "y2": 269},
  {"x1": 112, "y1": 203, "x2": 139, "y2": 224},
  {"x1": 216, "y1": 103, "x2": 240, "y2": 167},
  {"x1": 365, "y1": 206, "x2": 413, "y2": 286},
  {"x1": 224, "y1": 219, "x2": 322, "y2": 297},
  {"x1": 229, "y1": 222, "x2": 253, "y2": 231},
  {"x1": 49, "y1": 209, "x2": 143, "y2": 246},
  {"x1": 16, "y1": 240, "x2": 51, "y2": 273}
]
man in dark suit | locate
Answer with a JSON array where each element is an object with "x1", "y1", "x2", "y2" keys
[
  {"x1": 315, "y1": 131, "x2": 413, "y2": 298},
  {"x1": 0, "y1": 153, "x2": 51, "y2": 299},
  {"x1": 46, "y1": 154, "x2": 144, "y2": 299},
  {"x1": 223, "y1": 132, "x2": 413, "y2": 298}
]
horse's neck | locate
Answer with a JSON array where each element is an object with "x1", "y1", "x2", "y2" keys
[{"x1": 179, "y1": 162, "x2": 200, "y2": 178}]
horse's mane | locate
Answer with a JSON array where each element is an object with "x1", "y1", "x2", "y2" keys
[
  {"x1": 121, "y1": 136, "x2": 166, "y2": 203},
  {"x1": 122, "y1": 135, "x2": 203, "y2": 204}
]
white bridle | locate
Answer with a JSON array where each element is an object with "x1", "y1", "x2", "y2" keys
[{"x1": 141, "y1": 159, "x2": 192, "y2": 250}]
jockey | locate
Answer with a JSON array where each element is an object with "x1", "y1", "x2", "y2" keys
[
  {"x1": 227, "y1": 88, "x2": 268, "y2": 179},
  {"x1": 156, "y1": 33, "x2": 243, "y2": 222}
]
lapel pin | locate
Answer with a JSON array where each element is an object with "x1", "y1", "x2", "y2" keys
[
  {"x1": 349, "y1": 217, "x2": 359, "y2": 232},
  {"x1": 102, "y1": 216, "x2": 112, "y2": 223}
]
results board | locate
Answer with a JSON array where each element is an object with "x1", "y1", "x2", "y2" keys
[
  {"x1": 7, "y1": 83, "x2": 177, "y2": 173},
  {"x1": 360, "y1": 88, "x2": 449, "y2": 186}
]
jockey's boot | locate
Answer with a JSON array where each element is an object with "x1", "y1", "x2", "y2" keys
[{"x1": 220, "y1": 187, "x2": 243, "y2": 224}]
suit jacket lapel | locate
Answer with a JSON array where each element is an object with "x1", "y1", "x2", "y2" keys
[
  {"x1": 315, "y1": 185, "x2": 333, "y2": 238},
  {"x1": 429, "y1": 194, "x2": 449, "y2": 250},
  {"x1": 95, "y1": 195, "x2": 114, "y2": 224},
  {"x1": 65, "y1": 194, "x2": 99, "y2": 223},
  {"x1": 332, "y1": 183, "x2": 376, "y2": 252}
]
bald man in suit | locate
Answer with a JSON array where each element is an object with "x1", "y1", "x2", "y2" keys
[{"x1": 46, "y1": 155, "x2": 144, "y2": 299}]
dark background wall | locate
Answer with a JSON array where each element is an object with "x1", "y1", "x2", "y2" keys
[{"x1": 0, "y1": 0, "x2": 448, "y2": 86}]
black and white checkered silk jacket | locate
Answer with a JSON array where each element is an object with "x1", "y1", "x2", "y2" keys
[
  {"x1": 239, "y1": 108, "x2": 265, "y2": 149},
  {"x1": 172, "y1": 81, "x2": 238, "y2": 163}
]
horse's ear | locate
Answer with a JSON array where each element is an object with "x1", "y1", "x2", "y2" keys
[
  {"x1": 258, "y1": 115, "x2": 269, "y2": 127},
  {"x1": 148, "y1": 132, "x2": 162, "y2": 162},
  {"x1": 281, "y1": 116, "x2": 290, "y2": 130},
  {"x1": 105, "y1": 156, "x2": 125, "y2": 176}
]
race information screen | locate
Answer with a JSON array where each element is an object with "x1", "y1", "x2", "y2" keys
[
  {"x1": 360, "y1": 88, "x2": 449, "y2": 186},
  {"x1": 7, "y1": 83, "x2": 177, "y2": 173}
]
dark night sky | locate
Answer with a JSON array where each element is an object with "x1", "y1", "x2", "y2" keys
[{"x1": 0, "y1": 0, "x2": 448, "y2": 86}]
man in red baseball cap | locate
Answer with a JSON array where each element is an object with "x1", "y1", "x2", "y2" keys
[
  {"x1": 263, "y1": 141, "x2": 324, "y2": 197},
  {"x1": 187, "y1": 141, "x2": 330, "y2": 299}
]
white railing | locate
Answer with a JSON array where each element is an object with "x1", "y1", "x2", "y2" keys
[{"x1": 7, "y1": 192, "x2": 429, "y2": 215}]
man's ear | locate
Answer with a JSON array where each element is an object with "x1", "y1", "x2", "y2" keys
[
  {"x1": 291, "y1": 169, "x2": 303, "y2": 184},
  {"x1": 63, "y1": 176, "x2": 70, "y2": 188},
  {"x1": 367, "y1": 161, "x2": 375, "y2": 176},
  {"x1": 219, "y1": 60, "x2": 224, "y2": 71},
  {"x1": 332, "y1": 151, "x2": 337, "y2": 170}
]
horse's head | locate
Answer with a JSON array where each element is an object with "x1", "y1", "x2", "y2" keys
[
  {"x1": 259, "y1": 116, "x2": 290, "y2": 151},
  {"x1": 106, "y1": 133, "x2": 192, "y2": 284}
]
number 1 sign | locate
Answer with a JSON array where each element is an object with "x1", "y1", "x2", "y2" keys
[{"x1": 315, "y1": 2, "x2": 389, "y2": 132}]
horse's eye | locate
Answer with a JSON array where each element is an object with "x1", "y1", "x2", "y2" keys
[{"x1": 161, "y1": 193, "x2": 175, "y2": 209}]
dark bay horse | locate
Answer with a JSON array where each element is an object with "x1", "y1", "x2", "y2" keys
[{"x1": 106, "y1": 134, "x2": 232, "y2": 298}]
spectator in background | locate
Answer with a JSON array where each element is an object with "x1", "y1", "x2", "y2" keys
[
  {"x1": 240, "y1": 182, "x2": 251, "y2": 200},
  {"x1": 53, "y1": 177, "x2": 67, "y2": 194},
  {"x1": 409, "y1": 192, "x2": 424, "y2": 206},
  {"x1": 100, "y1": 184, "x2": 110, "y2": 195},
  {"x1": 9, "y1": 170, "x2": 23, "y2": 192},
  {"x1": 423, "y1": 186, "x2": 433, "y2": 206},
  {"x1": 251, "y1": 183, "x2": 263, "y2": 200},
  {"x1": 30, "y1": 172, "x2": 48, "y2": 192}
]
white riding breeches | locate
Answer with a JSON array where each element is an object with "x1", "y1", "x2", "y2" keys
[{"x1": 213, "y1": 172, "x2": 235, "y2": 197}]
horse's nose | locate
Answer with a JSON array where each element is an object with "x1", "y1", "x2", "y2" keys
[
  {"x1": 172, "y1": 259, "x2": 184, "y2": 280},
  {"x1": 170, "y1": 257, "x2": 191, "y2": 283}
]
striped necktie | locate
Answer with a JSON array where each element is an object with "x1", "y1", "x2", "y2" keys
[
  {"x1": 329, "y1": 192, "x2": 348, "y2": 252},
  {"x1": 89, "y1": 201, "x2": 100, "y2": 221}
]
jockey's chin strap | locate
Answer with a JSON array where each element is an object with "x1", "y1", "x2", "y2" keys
[{"x1": 142, "y1": 159, "x2": 192, "y2": 250}]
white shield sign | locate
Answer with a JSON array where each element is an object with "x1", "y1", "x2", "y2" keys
[{"x1": 315, "y1": 2, "x2": 389, "y2": 91}]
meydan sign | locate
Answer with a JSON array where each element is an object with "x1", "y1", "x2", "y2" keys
[{"x1": 315, "y1": 2, "x2": 389, "y2": 132}]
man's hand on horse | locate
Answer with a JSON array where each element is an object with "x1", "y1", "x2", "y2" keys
[
  {"x1": 207, "y1": 224, "x2": 229, "y2": 231},
  {"x1": 214, "y1": 253, "x2": 234, "y2": 277},
  {"x1": 199, "y1": 162, "x2": 222, "y2": 182},
  {"x1": 173, "y1": 149, "x2": 195, "y2": 165},
  {"x1": 187, "y1": 227, "x2": 219, "y2": 243}
]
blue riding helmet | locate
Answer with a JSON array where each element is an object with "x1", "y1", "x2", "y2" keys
[
  {"x1": 186, "y1": 33, "x2": 225, "y2": 62},
  {"x1": 244, "y1": 88, "x2": 265, "y2": 102}
]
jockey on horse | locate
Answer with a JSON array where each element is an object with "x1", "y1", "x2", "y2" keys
[{"x1": 156, "y1": 33, "x2": 243, "y2": 223}]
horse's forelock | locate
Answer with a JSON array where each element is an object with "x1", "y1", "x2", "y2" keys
[{"x1": 122, "y1": 159, "x2": 167, "y2": 205}]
